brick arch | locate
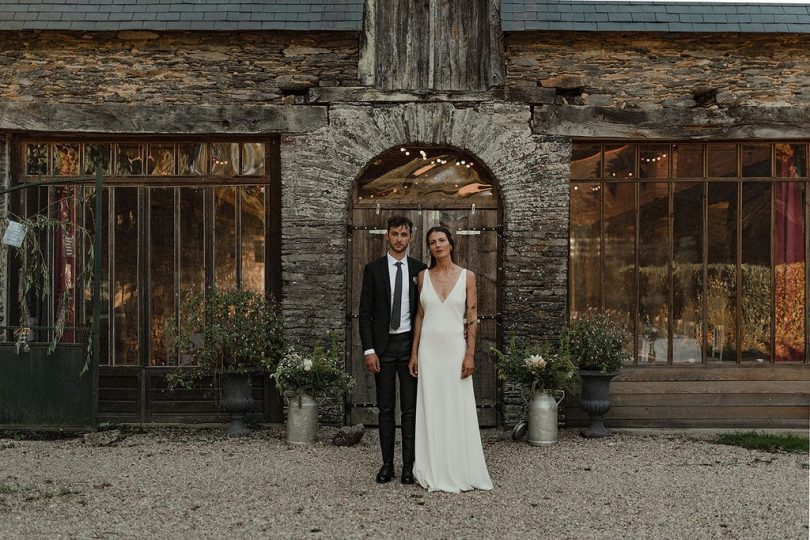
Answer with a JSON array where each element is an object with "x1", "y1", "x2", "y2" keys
[{"x1": 281, "y1": 102, "x2": 569, "y2": 350}]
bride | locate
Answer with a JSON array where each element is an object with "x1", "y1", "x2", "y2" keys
[{"x1": 408, "y1": 226, "x2": 493, "y2": 493}]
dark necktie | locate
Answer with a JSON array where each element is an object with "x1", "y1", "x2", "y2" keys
[{"x1": 391, "y1": 262, "x2": 403, "y2": 330}]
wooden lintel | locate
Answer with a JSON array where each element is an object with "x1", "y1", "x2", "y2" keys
[
  {"x1": 533, "y1": 104, "x2": 810, "y2": 139},
  {"x1": 504, "y1": 86, "x2": 556, "y2": 105},
  {"x1": 309, "y1": 86, "x2": 502, "y2": 103},
  {"x1": 0, "y1": 103, "x2": 328, "y2": 134}
]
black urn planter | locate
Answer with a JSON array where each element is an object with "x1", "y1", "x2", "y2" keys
[
  {"x1": 579, "y1": 370, "x2": 619, "y2": 438},
  {"x1": 221, "y1": 372, "x2": 255, "y2": 435}
]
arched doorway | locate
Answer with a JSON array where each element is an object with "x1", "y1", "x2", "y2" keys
[{"x1": 347, "y1": 145, "x2": 502, "y2": 426}]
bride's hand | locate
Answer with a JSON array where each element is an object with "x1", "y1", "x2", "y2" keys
[
  {"x1": 408, "y1": 355, "x2": 418, "y2": 378},
  {"x1": 461, "y1": 354, "x2": 475, "y2": 379}
]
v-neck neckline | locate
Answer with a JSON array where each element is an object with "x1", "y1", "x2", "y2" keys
[{"x1": 428, "y1": 268, "x2": 464, "y2": 304}]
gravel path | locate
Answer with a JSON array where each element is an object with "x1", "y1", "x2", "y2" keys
[{"x1": 0, "y1": 427, "x2": 807, "y2": 539}]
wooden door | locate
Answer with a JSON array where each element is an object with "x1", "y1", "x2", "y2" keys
[{"x1": 348, "y1": 207, "x2": 501, "y2": 426}]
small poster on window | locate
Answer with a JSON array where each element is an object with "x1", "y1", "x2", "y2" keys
[{"x1": 2, "y1": 221, "x2": 27, "y2": 248}]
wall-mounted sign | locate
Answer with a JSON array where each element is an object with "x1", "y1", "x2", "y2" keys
[{"x1": 2, "y1": 221, "x2": 27, "y2": 248}]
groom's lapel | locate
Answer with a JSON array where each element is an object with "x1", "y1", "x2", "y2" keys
[{"x1": 379, "y1": 256, "x2": 391, "y2": 310}]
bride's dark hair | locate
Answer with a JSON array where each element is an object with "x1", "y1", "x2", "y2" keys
[{"x1": 425, "y1": 225, "x2": 456, "y2": 268}]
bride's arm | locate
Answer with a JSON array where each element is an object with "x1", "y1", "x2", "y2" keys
[
  {"x1": 461, "y1": 270, "x2": 478, "y2": 379},
  {"x1": 408, "y1": 271, "x2": 425, "y2": 377}
]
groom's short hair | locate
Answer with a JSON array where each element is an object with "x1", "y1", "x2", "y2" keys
[{"x1": 387, "y1": 215, "x2": 413, "y2": 233}]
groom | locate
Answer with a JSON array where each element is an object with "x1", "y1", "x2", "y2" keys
[{"x1": 359, "y1": 215, "x2": 426, "y2": 485}]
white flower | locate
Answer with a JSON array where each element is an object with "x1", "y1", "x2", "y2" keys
[
  {"x1": 303, "y1": 358, "x2": 313, "y2": 371},
  {"x1": 525, "y1": 354, "x2": 546, "y2": 370}
]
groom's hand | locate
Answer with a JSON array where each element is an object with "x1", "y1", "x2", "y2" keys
[{"x1": 364, "y1": 353, "x2": 380, "y2": 373}]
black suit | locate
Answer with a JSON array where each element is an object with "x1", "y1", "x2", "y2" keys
[{"x1": 359, "y1": 254, "x2": 427, "y2": 467}]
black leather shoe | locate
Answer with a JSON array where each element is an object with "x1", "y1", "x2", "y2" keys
[
  {"x1": 376, "y1": 463, "x2": 395, "y2": 484},
  {"x1": 400, "y1": 465, "x2": 415, "y2": 485}
]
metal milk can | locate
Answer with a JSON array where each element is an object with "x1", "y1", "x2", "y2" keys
[
  {"x1": 527, "y1": 389, "x2": 564, "y2": 446},
  {"x1": 286, "y1": 392, "x2": 319, "y2": 445}
]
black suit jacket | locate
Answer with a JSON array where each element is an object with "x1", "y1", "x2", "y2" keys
[{"x1": 359, "y1": 255, "x2": 427, "y2": 356}]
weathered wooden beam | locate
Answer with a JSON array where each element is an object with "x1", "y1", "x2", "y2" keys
[
  {"x1": 533, "y1": 104, "x2": 810, "y2": 139},
  {"x1": 309, "y1": 86, "x2": 501, "y2": 103},
  {"x1": 504, "y1": 86, "x2": 556, "y2": 104},
  {"x1": 0, "y1": 103, "x2": 328, "y2": 134}
]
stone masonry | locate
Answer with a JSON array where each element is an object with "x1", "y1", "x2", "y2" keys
[
  {"x1": 507, "y1": 31, "x2": 810, "y2": 110},
  {"x1": 0, "y1": 31, "x2": 359, "y2": 106}
]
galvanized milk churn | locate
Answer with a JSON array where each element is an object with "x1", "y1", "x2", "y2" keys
[
  {"x1": 286, "y1": 393, "x2": 319, "y2": 445},
  {"x1": 527, "y1": 389, "x2": 565, "y2": 446}
]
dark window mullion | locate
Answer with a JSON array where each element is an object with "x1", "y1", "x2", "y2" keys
[
  {"x1": 736, "y1": 176, "x2": 743, "y2": 365},
  {"x1": 702, "y1": 179, "x2": 709, "y2": 365},
  {"x1": 140, "y1": 188, "x2": 149, "y2": 367},
  {"x1": 770, "y1": 165, "x2": 776, "y2": 365},
  {"x1": 107, "y1": 187, "x2": 115, "y2": 366},
  {"x1": 667, "y1": 180, "x2": 674, "y2": 365},
  {"x1": 173, "y1": 187, "x2": 181, "y2": 367},
  {"x1": 235, "y1": 186, "x2": 242, "y2": 289}
]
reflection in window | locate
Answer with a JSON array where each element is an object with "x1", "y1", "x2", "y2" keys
[
  {"x1": 673, "y1": 183, "x2": 703, "y2": 364},
  {"x1": 356, "y1": 147, "x2": 496, "y2": 206},
  {"x1": 26, "y1": 144, "x2": 48, "y2": 176},
  {"x1": 241, "y1": 186, "x2": 265, "y2": 294},
  {"x1": 603, "y1": 182, "x2": 635, "y2": 342},
  {"x1": 604, "y1": 144, "x2": 636, "y2": 180},
  {"x1": 148, "y1": 144, "x2": 175, "y2": 176},
  {"x1": 116, "y1": 144, "x2": 143, "y2": 175},
  {"x1": 84, "y1": 144, "x2": 111, "y2": 176},
  {"x1": 638, "y1": 182, "x2": 669, "y2": 363},
  {"x1": 742, "y1": 144, "x2": 772, "y2": 177},
  {"x1": 775, "y1": 181, "x2": 806, "y2": 362},
  {"x1": 569, "y1": 183, "x2": 601, "y2": 316},
  {"x1": 241, "y1": 143, "x2": 265, "y2": 176},
  {"x1": 150, "y1": 188, "x2": 175, "y2": 366},
  {"x1": 179, "y1": 144, "x2": 207, "y2": 175},
  {"x1": 53, "y1": 144, "x2": 80, "y2": 176},
  {"x1": 672, "y1": 144, "x2": 703, "y2": 179},
  {"x1": 571, "y1": 144, "x2": 601, "y2": 179},
  {"x1": 639, "y1": 144, "x2": 669, "y2": 179},
  {"x1": 707, "y1": 144, "x2": 737, "y2": 178},
  {"x1": 741, "y1": 183, "x2": 772, "y2": 363},
  {"x1": 215, "y1": 187, "x2": 237, "y2": 289},
  {"x1": 113, "y1": 187, "x2": 139, "y2": 365},
  {"x1": 211, "y1": 143, "x2": 239, "y2": 176},
  {"x1": 570, "y1": 141, "x2": 809, "y2": 365},
  {"x1": 706, "y1": 182, "x2": 737, "y2": 362},
  {"x1": 13, "y1": 140, "x2": 274, "y2": 368}
]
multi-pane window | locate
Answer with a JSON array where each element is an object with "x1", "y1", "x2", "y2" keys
[
  {"x1": 570, "y1": 142, "x2": 808, "y2": 365},
  {"x1": 12, "y1": 140, "x2": 273, "y2": 367}
]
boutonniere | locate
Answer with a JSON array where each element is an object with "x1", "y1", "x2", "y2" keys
[{"x1": 412, "y1": 276, "x2": 419, "y2": 286}]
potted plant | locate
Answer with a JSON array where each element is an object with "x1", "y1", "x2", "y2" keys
[
  {"x1": 166, "y1": 288, "x2": 285, "y2": 435},
  {"x1": 273, "y1": 337, "x2": 354, "y2": 446},
  {"x1": 492, "y1": 336, "x2": 575, "y2": 446},
  {"x1": 559, "y1": 311, "x2": 631, "y2": 438}
]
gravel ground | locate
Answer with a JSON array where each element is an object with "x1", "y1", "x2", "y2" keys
[{"x1": 0, "y1": 426, "x2": 807, "y2": 539}]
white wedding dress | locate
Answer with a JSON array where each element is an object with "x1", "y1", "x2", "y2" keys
[{"x1": 413, "y1": 269, "x2": 493, "y2": 493}]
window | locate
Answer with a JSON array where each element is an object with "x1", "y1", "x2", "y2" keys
[
  {"x1": 11, "y1": 140, "x2": 276, "y2": 367},
  {"x1": 570, "y1": 142, "x2": 808, "y2": 365}
]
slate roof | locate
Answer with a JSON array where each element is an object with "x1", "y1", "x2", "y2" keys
[
  {"x1": 0, "y1": 0, "x2": 364, "y2": 32},
  {"x1": 502, "y1": 1, "x2": 810, "y2": 33}
]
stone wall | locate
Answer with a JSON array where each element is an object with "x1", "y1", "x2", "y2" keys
[
  {"x1": 0, "y1": 31, "x2": 359, "y2": 106},
  {"x1": 281, "y1": 102, "x2": 568, "y2": 423},
  {"x1": 507, "y1": 32, "x2": 810, "y2": 109},
  {"x1": 0, "y1": 135, "x2": 7, "y2": 329}
]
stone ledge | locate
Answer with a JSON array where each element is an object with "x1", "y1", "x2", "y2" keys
[
  {"x1": 0, "y1": 103, "x2": 329, "y2": 134},
  {"x1": 533, "y1": 104, "x2": 810, "y2": 139}
]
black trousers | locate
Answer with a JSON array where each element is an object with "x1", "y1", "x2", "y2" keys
[{"x1": 375, "y1": 332, "x2": 417, "y2": 466}]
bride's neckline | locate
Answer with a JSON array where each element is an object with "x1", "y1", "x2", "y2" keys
[{"x1": 427, "y1": 268, "x2": 464, "y2": 304}]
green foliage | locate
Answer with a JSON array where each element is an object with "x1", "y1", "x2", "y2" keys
[
  {"x1": 166, "y1": 288, "x2": 285, "y2": 389},
  {"x1": 273, "y1": 337, "x2": 354, "y2": 398},
  {"x1": 1, "y1": 207, "x2": 94, "y2": 369},
  {"x1": 491, "y1": 335, "x2": 575, "y2": 391},
  {"x1": 559, "y1": 311, "x2": 631, "y2": 372},
  {"x1": 715, "y1": 431, "x2": 809, "y2": 454}
]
